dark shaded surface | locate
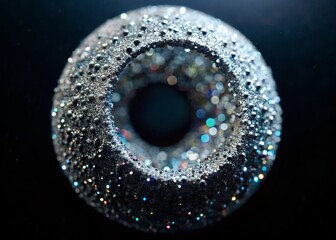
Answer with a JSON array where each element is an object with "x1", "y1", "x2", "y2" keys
[
  {"x1": 129, "y1": 83, "x2": 192, "y2": 147},
  {"x1": 1, "y1": 0, "x2": 335, "y2": 239}
]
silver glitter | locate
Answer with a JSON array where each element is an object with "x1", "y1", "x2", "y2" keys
[
  {"x1": 51, "y1": 6, "x2": 282, "y2": 232},
  {"x1": 114, "y1": 46, "x2": 233, "y2": 170}
]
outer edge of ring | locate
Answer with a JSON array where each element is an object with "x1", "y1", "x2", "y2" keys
[{"x1": 51, "y1": 6, "x2": 282, "y2": 232}]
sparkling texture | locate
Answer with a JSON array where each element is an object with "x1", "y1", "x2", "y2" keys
[
  {"x1": 115, "y1": 46, "x2": 234, "y2": 170},
  {"x1": 51, "y1": 6, "x2": 282, "y2": 232}
]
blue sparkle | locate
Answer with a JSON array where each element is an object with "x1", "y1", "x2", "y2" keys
[
  {"x1": 218, "y1": 114, "x2": 226, "y2": 122},
  {"x1": 196, "y1": 109, "x2": 206, "y2": 119},
  {"x1": 135, "y1": 217, "x2": 139, "y2": 221},
  {"x1": 52, "y1": 134, "x2": 57, "y2": 140},
  {"x1": 117, "y1": 131, "x2": 126, "y2": 143},
  {"x1": 253, "y1": 176, "x2": 259, "y2": 183},
  {"x1": 74, "y1": 181, "x2": 78, "y2": 187},
  {"x1": 143, "y1": 197, "x2": 147, "y2": 201},
  {"x1": 275, "y1": 131, "x2": 281, "y2": 137},
  {"x1": 201, "y1": 134, "x2": 210, "y2": 143},
  {"x1": 268, "y1": 99, "x2": 275, "y2": 104},
  {"x1": 206, "y1": 118, "x2": 215, "y2": 127},
  {"x1": 196, "y1": 217, "x2": 200, "y2": 221},
  {"x1": 61, "y1": 165, "x2": 66, "y2": 170},
  {"x1": 262, "y1": 166, "x2": 267, "y2": 172},
  {"x1": 171, "y1": 158, "x2": 179, "y2": 169}
]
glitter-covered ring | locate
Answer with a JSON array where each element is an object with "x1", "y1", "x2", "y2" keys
[{"x1": 52, "y1": 6, "x2": 282, "y2": 232}]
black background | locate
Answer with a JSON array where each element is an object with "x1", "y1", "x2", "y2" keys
[{"x1": 2, "y1": 0, "x2": 336, "y2": 239}]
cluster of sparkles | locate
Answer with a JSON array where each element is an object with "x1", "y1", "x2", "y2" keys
[
  {"x1": 51, "y1": 6, "x2": 282, "y2": 232},
  {"x1": 114, "y1": 46, "x2": 235, "y2": 171}
]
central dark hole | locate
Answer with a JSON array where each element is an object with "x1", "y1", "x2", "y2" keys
[{"x1": 129, "y1": 83, "x2": 192, "y2": 147}]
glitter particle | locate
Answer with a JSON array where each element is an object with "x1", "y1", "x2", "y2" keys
[
  {"x1": 167, "y1": 75, "x2": 177, "y2": 85},
  {"x1": 209, "y1": 127, "x2": 217, "y2": 136},
  {"x1": 196, "y1": 109, "x2": 206, "y2": 119},
  {"x1": 206, "y1": 118, "x2": 215, "y2": 127},
  {"x1": 201, "y1": 134, "x2": 210, "y2": 143},
  {"x1": 211, "y1": 96, "x2": 219, "y2": 104}
]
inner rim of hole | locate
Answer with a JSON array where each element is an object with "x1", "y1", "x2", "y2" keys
[{"x1": 113, "y1": 46, "x2": 235, "y2": 171}]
